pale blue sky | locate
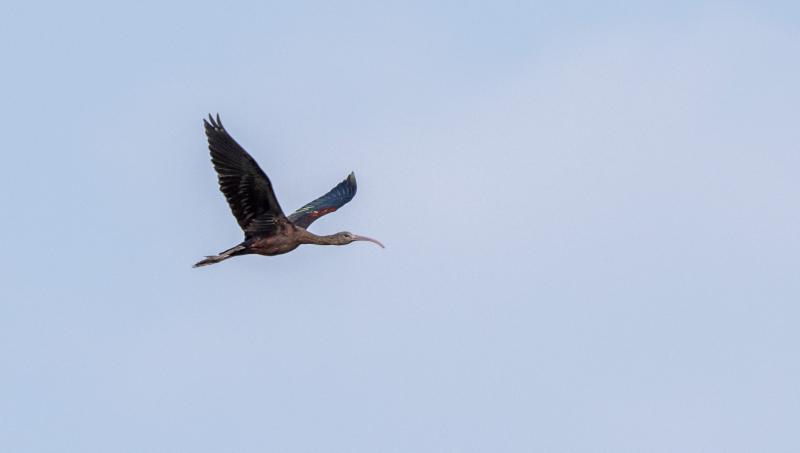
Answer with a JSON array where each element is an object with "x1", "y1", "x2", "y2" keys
[{"x1": 2, "y1": 1, "x2": 799, "y2": 452}]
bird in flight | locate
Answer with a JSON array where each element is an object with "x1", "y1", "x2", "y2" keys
[{"x1": 194, "y1": 114, "x2": 384, "y2": 268}]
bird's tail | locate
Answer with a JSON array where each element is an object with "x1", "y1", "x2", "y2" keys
[{"x1": 193, "y1": 244, "x2": 247, "y2": 268}]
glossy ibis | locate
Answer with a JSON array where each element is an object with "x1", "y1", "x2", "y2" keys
[{"x1": 194, "y1": 114, "x2": 383, "y2": 268}]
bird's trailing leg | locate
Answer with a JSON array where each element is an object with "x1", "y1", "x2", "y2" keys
[{"x1": 193, "y1": 244, "x2": 247, "y2": 268}]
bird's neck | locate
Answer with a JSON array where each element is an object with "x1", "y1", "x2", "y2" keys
[{"x1": 297, "y1": 229, "x2": 340, "y2": 246}]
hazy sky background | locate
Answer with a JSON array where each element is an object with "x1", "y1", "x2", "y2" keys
[{"x1": 2, "y1": 1, "x2": 799, "y2": 452}]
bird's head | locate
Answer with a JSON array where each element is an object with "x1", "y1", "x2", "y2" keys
[{"x1": 334, "y1": 231, "x2": 385, "y2": 248}]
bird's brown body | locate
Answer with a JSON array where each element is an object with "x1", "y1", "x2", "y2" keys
[
  {"x1": 249, "y1": 221, "x2": 303, "y2": 256},
  {"x1": 194, "y1": 114, "x2": 383, "y2": 267},
  {"x1": 247, "y1": 221, "x2": 342, "y2": 256}
]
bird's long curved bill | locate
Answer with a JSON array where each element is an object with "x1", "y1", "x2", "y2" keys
[{"x1": 354, "y1": 235, "x2": 385, "y2": 249}]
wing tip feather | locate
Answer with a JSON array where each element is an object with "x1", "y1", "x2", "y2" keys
[{"x1": 204, "y1": 113, "x2": 224, "y2": 132}]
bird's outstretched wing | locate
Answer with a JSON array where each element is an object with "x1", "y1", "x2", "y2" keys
[
  {"x1": 288, "y1": 172, "x2": 357, "y2": 229},
  {"x1": 204, "y1": 114, "x2": 286, "y2": 237}
]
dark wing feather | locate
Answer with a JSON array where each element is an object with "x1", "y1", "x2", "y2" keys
[
  {"x1": 288, "y1": 172, "x2": 357, "y2": 229},
  {"x1": 204, "y1": 114, "x2": 286, "y2": 237}
]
